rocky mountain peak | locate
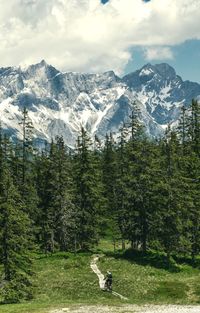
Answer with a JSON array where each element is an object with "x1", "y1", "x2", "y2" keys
[
  {"x1": 23, "y1": 60, "x2": 59, "y2": 81},
  {"x1": 153, "y1": 63, "x2": 177, "y2": 80},
  {"x1": 0, "y1": 62, "x2": 200, "y2": 147}
]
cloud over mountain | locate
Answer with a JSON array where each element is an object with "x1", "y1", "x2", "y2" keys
[{"x1": 0, "y1": 0, "x2": 200, "y2": 73}]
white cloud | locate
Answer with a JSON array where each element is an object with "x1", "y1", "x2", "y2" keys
[
  {"x1": 144, "y1": 47, "x2": 174, "y2": 61},
  {"x1": 0, "y1": 0, "x2": 199, "y2": 73}
]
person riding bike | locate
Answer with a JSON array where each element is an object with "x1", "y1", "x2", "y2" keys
[{"x1": 104, "y1": 270, "x2": 112, "y2": 291}]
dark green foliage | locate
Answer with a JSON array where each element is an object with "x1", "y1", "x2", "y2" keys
[
  {"x1": 102, "y1": 133, "x2": 120, "y2": 246},
  {"x1": 155, "y1": 130, "x2": 184, "y2": 260},
  {"x1": 73, "y1": 127, "x2": 103, "y2": 250},
  {"x1": 36, "y1": 137, "x2": 75, "y2": 253},
  {"x1": 15, "y1": 107, "x2": 38, "y2": 224},
  {"x1": 52, "y1": 137, "x2": 76, "y2": 251},
  {"x1": 0, "y1": 100, "x2": 200, "y2": 304},
  {"x1": 112, "y1": 249, "x2": 179, "y2": 271},
  {"x1": 0, "y1": 134, "x2": 33, "y2": 303}
]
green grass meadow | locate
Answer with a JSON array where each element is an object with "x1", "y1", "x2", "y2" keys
[{"x1": 1, "y1": 240, "x2": 200, "y2": 313}]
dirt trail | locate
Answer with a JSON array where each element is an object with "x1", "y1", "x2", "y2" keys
[
  {"x1": 51, "y1": 304, "x2": 200, "y2": 313},
  {"x1": 51, "y1": 255, "x2": 200, "y2": 313},
  {"x1": 90, "y1": 255, "x2": 128, "y2": 300},
  {"x1": 90, "y1": 255, "x2": 105, "y2": 289}
]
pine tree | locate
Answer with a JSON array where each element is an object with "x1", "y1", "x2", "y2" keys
[
  {"x1": 36, "y1": 140, "x2": 59, "y2": 253},
  {"x1": 115, "y1": 124, "x2": 129, "y2": 250},
  {"x1": 188, "y1": 156, "x2": 200, "y2": 264},
  {"x1": 183, "y1": 100, "x2": 200, "y2": 262},
  {"x1": 188, "y1": 100, "x2": 200, "y2": 155},
  {"x1": 53, "y1": 136, "x2": 76, "y2": 251},
  {"x1": 120, "y1": 107, "x2": 147, "y2": 251},
  {"x1": 129, "y1": 101, "x2": 143, "y2": 141},
  {"x1": 37, "y1": 135, "x2": 91, "y2": 253},
  {"x1": 0, "y1": 136, "x2": 32, "y2": 303},
  {"x1": 156, "y1": 129, "x2": 184, "y2": 263},
  {"x1": 177, "y1": 106, "x2": 188, "y2": 154},
  {"x1": 73, "y1": 127, "x2": 102, "y2": 250},
  {"x1": 17, "y1": 107, "x2": 38, "y2": 221},
  {"x1": 135, "y1": 139, "x2": 159, "y2": 253},
  {"x1": 102, "y1": 133, "x2": 120, "y2": 248},
  {"x1": 19, "y1": 107, "x2": 34, "y2": 188}
]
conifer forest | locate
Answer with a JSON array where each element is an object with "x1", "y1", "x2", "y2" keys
[{"x1": 0, "y1": 100, "x2": 199, "y2": 304}]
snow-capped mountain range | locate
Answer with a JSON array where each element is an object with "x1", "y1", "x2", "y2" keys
[{"x1": 0, "y1": 60, "x2": 200, "y2": 147}]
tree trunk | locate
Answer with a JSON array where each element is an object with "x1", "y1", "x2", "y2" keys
[
  {"x1": 74, "y1": 234, "x2": 77, "y2": 255},
  {"x1": 113, "y1": 237, "x2": 116, "y2": 252},
  {"x1": 191, "y1": 251, "x2": 195, "y2": 267},
  {"x1": 122, "y1": 238, "x2": 125, "y2": 251},
  {"x1": 167, "y1": 250, "x2": 171, "y2": 267}
]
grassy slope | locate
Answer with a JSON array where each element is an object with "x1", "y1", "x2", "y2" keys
[
  {"x1": 99, "y1": 252, "x2": 200, "y2": 305},
  {"x1": 1, "y1": 240, "x2": 200, "y2": 313}
]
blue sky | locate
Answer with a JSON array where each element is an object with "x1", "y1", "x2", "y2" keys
[
  {"x1": 0, "y1": 0, "x2": 200, "y2": 83},
  {"x1": 124, "y1": 40, "x2": 200, "y2": 82},
  {"x1": 101, "y1": 0, "x2": 200, "y2": 82}
]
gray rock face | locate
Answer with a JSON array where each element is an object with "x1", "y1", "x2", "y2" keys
[
  {"x1": 0, "y1": 61, "x2": 199, "y2": 147},
  {"x1": 123, "y1": 63, "x2": 200, "y2": 124}
]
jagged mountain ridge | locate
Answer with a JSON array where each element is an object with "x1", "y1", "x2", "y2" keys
[
  {"x1": 0, "y1": 60, "x2": 199, "y2": 147},
  {"x1": 123, "y1": 63, "x2": 200, "y2": 125}
]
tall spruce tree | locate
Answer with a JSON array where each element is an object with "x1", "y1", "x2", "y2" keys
[
  {"x1": 17, "y1": 107, "x2": 38, "y2": 223},
  {"x1": 53, "y1": 136, "x2": 76, "y2": 251},
  {"x1": 35, "y1": 139, "x2": 75, "y2": 253},
  {"x1": 184, "y1": 101, "x2": 200, "y2": 262},
  {"x1": 102, "y1": 133, "x2": 120, "y2": 248},
  {"x1": 73, "y1": 127, "x2": 102, "y2": 250},
  {"x1": 189, "y1": 100, "x2": 200, "y2": 155},
  {"x1": 121, "y1": 107, "x2": 146, "y2": 250},
  {"x1": 156, "y1": 129, "x2": 184, "y2": 262},
  {"x1": 0, "y1": 135, "x2": 32, "y2": 303},
  {"x1": 35, "y1": 144, "x2": 55, "y2": 252},
  {"x1": 115, "y1": 124, "x2": 129, "y2": 250}
]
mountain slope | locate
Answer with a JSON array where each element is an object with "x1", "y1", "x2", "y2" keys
[
  {"x1": 123, "y1": 63, "x2": 200, "y2": 125},
  {"x1": 0, "y1": 61, "x2": 199, "y2": 147}
]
